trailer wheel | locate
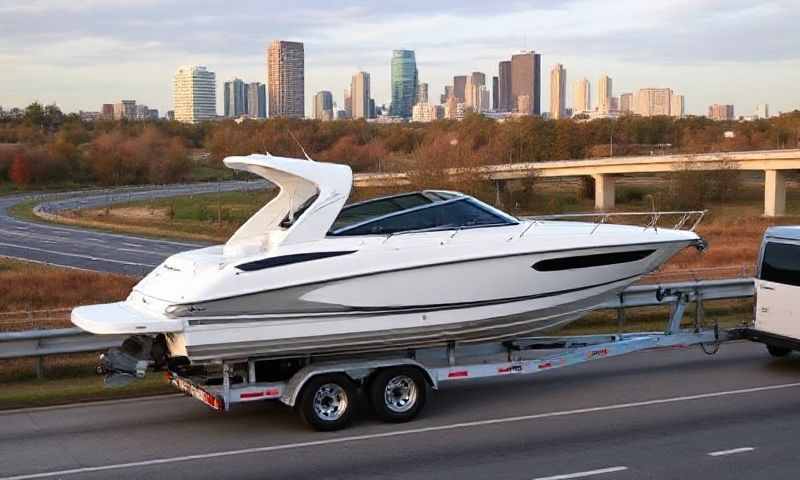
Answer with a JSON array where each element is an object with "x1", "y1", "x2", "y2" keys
[
  {"x1": 297, "y1": 373, "x2": 357, "y2": 431},
  {"x1": 369, "y1": 367, "x2": 427, "y2": 423},
  {"x1": 767, "y1": 345, "x2": 792, "y2": 357}
]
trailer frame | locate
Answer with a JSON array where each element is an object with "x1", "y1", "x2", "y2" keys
[{"x1": 167, "y1": 279, "x2": 751, "y2": 429}]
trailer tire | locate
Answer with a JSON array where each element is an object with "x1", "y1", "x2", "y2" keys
[
  {"x1": 767, "y1": 345, "x2": 792, "y2": 357},
  {"x1": 297, "y1": 373, "x2": 357, "y2": 431},
  {"x1": 369, "y1": 367, "x2": 427, "y2": 423}
]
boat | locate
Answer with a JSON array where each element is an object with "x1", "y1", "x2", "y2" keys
[{"x1": 71, "y1": 154, "x2": 705, "y2": 376}]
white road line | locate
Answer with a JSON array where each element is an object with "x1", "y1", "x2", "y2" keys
[
  {"x1": 117, "y1": 248, "x2": 168, "y2": 256},
  {"x1": 122, "y1": 242, "x2": 143, "y2": 248},
  {"x1": 707, "y1": 447, "x2": 755, "y2": 457},
  {"x1": 85, "y1": 238, "x2": 106, "y2": 243},
  {"x1": 0, "y1": 242, "x2": 157, "y2": 268},
  {"x1": 2, "y1": 382, "x2": 799, "y2": 480},
  {"x1": 532, "y1": 466, "x2": 628, "y2": 480}
]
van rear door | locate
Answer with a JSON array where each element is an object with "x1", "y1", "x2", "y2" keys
[{"x1": 755, "y1": 240, "x2": 800, "y2": 339}]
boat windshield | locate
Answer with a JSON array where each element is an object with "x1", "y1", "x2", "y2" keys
[{"x1": 329, "y1": 192, "x2": 518, "y2": 236}]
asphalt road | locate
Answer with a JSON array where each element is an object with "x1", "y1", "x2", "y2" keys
[
  {"x1": 2, "y1": 341, "x2": 800, "y2": 480},
  {"x1": 0, "y1": 182, "x2": 264, "y2": 276}
]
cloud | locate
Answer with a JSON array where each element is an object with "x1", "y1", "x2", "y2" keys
[{"x1": 0, "y1": 0, "x2": 798, "y2": 115}]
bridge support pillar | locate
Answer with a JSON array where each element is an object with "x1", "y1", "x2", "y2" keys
[
  {"x1": 592, "y1": 174, "x2": 615, "y2": 210},
  {"x1": 764, "y1": 170, "x2": 786, "y2": 217}
]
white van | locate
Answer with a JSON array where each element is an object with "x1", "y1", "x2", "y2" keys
[{"x1": 750, "y1": 226, "x2": 800, "y2": 356}]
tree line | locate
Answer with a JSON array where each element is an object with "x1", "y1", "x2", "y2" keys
[{"x1": 1, "y1": 101, "x2": 799, "y2": 188}]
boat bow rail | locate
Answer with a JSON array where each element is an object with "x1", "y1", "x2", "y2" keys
[{"x1": 521, "y1": 210, "x2": 707, "y2": 236}]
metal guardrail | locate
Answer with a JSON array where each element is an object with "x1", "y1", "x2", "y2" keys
[{"x1": 0, "y1": 278, "x2": 756, "y2": 363}]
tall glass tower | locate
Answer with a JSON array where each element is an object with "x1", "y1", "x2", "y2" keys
[{"x1": 390, "y1": 50, "x2": 418, "y2": 118}]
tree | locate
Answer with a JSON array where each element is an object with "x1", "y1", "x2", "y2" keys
[{"x1": 9, "y1": 153, "x2": 31, "y2": 186}]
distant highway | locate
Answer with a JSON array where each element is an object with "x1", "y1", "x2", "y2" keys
[
  {"x1": 0, "y1": 182, "x2": 264, "y2": 276},
  {"x1": 2, "y1": 342, "x2": 800, "y2": 479}
]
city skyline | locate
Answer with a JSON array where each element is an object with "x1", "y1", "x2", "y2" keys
[{"x1": 2, "y1": 1, "x2": 798, "y2": 116}]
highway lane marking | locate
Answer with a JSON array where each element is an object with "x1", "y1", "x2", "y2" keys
[
  {"x1": 117, "y1": 248, "x2": 168, "y2": 257},
  {"x1": 532, "y1": 466, "x2": 628, "y2": 480},
  {"x1": 2, "y1": 382, "x2": 799, "y2": 480},
  {"x1": 707, "y1": 447, "x2": 755, "y2": 457},
  {"x1": 0, "y1": 242, "x2": 157, "y2": 268},
  {"x1": 122, "y1": 242, "x2": 143, "y2": 248}
]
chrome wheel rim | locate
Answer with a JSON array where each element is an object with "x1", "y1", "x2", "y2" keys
[
  {"x1": 313, "y1": 383, "x2": 348, "y2": 421},
  {"x1": 384, "y1": 375, "x2": 418, "y2": 413}
]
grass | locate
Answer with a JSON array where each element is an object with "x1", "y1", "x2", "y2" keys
[
  {"x1": 0, "y1": 258, "x2": 136, "y2": 320},
  {"x1": 18, "y1": 189, "x2": 276, "y2": 243}
]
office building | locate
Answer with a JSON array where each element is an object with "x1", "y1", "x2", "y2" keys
[
  {"x1": 113, "y1": 100, "x2": 137, "y2": 121},
  {"x1": 444, "y1": 96, "x2": 465, "y2": 121},
  {"x1": 756, "y1": 103, "x2": 770, "y2": 119},
  {"x1": 267, "y1": 40, "x2": 304, "y2": 118},
  {"x1": 619, "y1": 93, "x2": 633, "y2": 113},
  {"x1": 497, "y1": 61, "x2": 512, "y2": 112},
  {"x1": 343, "y1": 88, "x2": 352, "y2": 118},
  {"x1": 246, "y1": 82, "x2": 266, "y2": 118},
  {"x1": 708, "y1": 104, "x2": 735, "y2": 121},
  {"x1": 492, "y1": 76, "x2": 499, "y2": 111},
  {"x1": 416, "y1": 82, "x2": 429, "y2": 104},
  {"x1": 412, "y1": 102, "x2": 438, "y2": 122},
  {"x1": 510, "y1": 51, "x2": 541, "y2": 115},
  {"x1": 670, "y1": 94, "x2": 685, "y2": 118},
  {"x1": 464, "y1": 73, "x2": 488, "y2": 112},
  {"x1": 173, "y1": 65, "x2": 216, "y2": 124},
  {"x1": 598, "y1": 75, "x2": 612, "y2": 113},
  {"x1": 101, "y1": 104, "x2": 114, "y2": 120},
  {"x1": 351, "y1": 71, "x2": 371, "y2": 119},
  {"x1": 390, "y1": 50, "x2": 418, "y2": 118},
  {"x1": 453, "y1": 75, "x2": 467, "y2": 103},
  {"x1": 314, "y1": 90, "x2": 333, "y2": 121},
  {"x1": 549, "y1": 63, "x2": 566, "y2": 119},
  {"x1": 224, "y1": 78, "x2": 247, "y2": 117},
  {"x1": 634, "y1": 88, "x2": 673, "y2": 116},
  {"x1": 440, "y1": 85, "x2": 453, "y2": 104},
  {"x1": 573, "y1": 78, "x2": 590, "y2": 114}
]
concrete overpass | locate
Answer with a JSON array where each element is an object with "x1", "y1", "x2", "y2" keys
[{"x1": 353, "y1": 149, "x2": 800, "y2": 216}]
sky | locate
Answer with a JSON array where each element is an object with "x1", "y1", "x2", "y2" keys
[{"x1": 1, "y1": 0, "x2": 798, "y2": 117}]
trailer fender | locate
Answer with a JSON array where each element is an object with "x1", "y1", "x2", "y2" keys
[{"x1": 280, "y1": 358, "x2": 436, "y2": 407}]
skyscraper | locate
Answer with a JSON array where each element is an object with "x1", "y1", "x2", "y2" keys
[
  {"x1": 416, "y1": 82, "x2": 429, "y2": 104},
  {"x1": 598, "y1": 75, "x2": 612, "y2": 113},
  {"x1": 634, "y1": 88, "x2": 673, "y2": 116},
  {"x1": 708, "y1": 104, "x2": 735, "y2": 121},
  {"x1": 756, "y1": 104, "x2": 769, "y2": 119},
  {"x1": 510, "y1": 51, "x2": 541, "y2": 115},
  {"x1": 670, "y1": 94, "x2": 685, "y2": 118},
  {"x1": 619, "y1": 93, "x2": 633, "y2": 113},
  {"x1": 453, "y1": 75, "x2": 467, "y2": 103},
  {"x1": 351, "y1": 71, "x2": 371, "y2": 119},
  {"x1": 441, "y1": 85, "x2": 453, "y2": 104},
  {"x1": 492, "y1": 76, "x2": 499, "y2": 111},
  {"x1": 314, "y1": 91, "x2": 333, "y2": 121},
  {"x1": 246, "y1": 82, "x2": 267, "y2": 118},
  {"x1": 267, "y1": 40, "x2": 304, "y2": 118},
  {"x1": 549, "y1": 64, "x2": 566, "y2": 119},
  {"x1": 344, "y1": 88, "x2": 352, "y2": 118},
  {"x1": 173, "y1": 65, "x2": 216, "y2": 124},
  {"x1": 464, "y1": 72, "x2": 487, "y2": 111},
  {"x1": 390, "y1": 50, "x2": 418, "y2": 118},
  {"x1": 573, "y1": 78, "x2": 590, "y2": 114},
  {"x1": 224, "y1": 78, "x2": 247, "y2": 117},
  {"x1": 498, "y1": 61, "x2": 512, "y2": 112}
]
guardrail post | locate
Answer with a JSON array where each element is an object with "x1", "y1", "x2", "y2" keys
[{"x1": 35, "y1": 356, "x2": 45, "y2": 380}]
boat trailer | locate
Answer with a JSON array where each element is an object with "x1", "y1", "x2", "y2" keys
[{"x1": 167, "y1": 278, "x2": 755, "y2": 431}]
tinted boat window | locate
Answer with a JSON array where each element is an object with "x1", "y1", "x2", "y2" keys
[
  {"x1": 336, "y1": 198, "x2": 513, "y2": 236},
  {"x1": 761, "y1": 242, "x2": 800, "y2": 287},
  {"x1": 533, "y1": 250, "x2": 655, "y2": 272},
  {"x1": 331, "y1": 193, "x2": 432, "y2": 231}
]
